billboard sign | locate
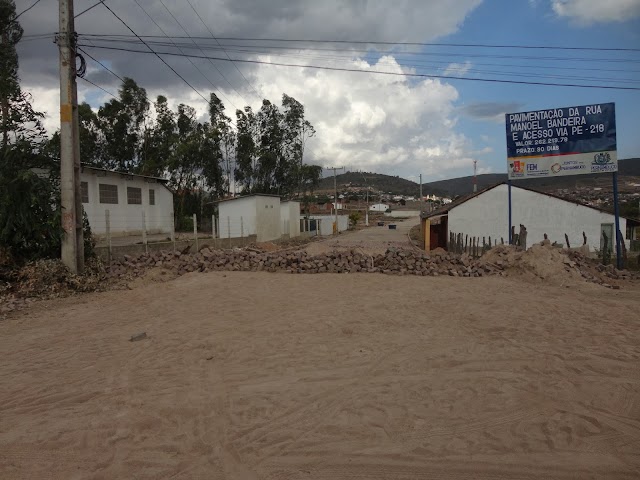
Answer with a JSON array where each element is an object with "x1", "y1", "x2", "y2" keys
[{"x1": 506, "y1": 103, "x2": 616, "y2": 179}]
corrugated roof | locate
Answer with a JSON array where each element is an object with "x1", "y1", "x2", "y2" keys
[
  {"x1": 212, "y1": 193, "x2": 282, "y2": 204},
  {"x1": 421, "y1": 182, "x2": 638, "y2": 222},
  {"x1": 81, "y1": 164, "x2": 169, "y2": 183}
]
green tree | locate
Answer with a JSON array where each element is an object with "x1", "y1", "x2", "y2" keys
[
  {"x1": 140, "y1": 95, "x2": 175, "y2": 176},
  {"x1": 234, "y1": 106, "x2": 258, "y2": 193},
  {"x1": 97, "y1": 77, "x2": 149, "y2": 172},
  {"x1": 0, "y1": 1, "x2": 61, "y2": 260}
]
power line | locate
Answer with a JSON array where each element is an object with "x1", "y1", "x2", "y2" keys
[
  {"x1": 16, "y1": 0, "x2": 42, "y2": 19},
  {"x1": 79, "y1": 76, "x2": 117, "y2": 98},
  {"x1": 74, "y1": 34, "x2": 640, "y2": 53},
  {"x1": 154, "y1": 0, "x2": 244, "y2": 111},
  {"x1": 132, "y1": 0, "x2": 239, "y2": 112},
  {"x1": 78, "y1": 47, "x2": 124, "y2": 82},
  {"x1": 97, "y1": 2, "x2": 212, "y2": 107},
  {"x1": 184, "y1": 0, "x2": 263, "y2": 102},
  {"x1": 75, "y1": 0, "x2": 105, "y2": 19},
  {"x1": 78, "y1": 35, "x2": 640, "y2": 74},
  {"x1": 78, "y1": 44, "x2": 640, "y2": 91},
  {"x1": 110, "y1": 41, "x2": 638, "y2": 84}
]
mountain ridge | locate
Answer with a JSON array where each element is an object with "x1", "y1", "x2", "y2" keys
[{"x1": 316, "y1": 158, "x2": 640, "y2": 197}]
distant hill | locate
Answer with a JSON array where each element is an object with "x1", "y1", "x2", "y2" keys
[
  {"x1": 422, "y1": 157, "x2": 639, "y2": 197},
  {"x1": 314, "y1": 158, "x2": 639, "y2": 198},
  {"x1": 316, "y1": 171, "x2": 422, "y2": 196}
]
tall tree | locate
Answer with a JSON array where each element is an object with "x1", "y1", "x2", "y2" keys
[
  {"x1": 97, "y1": 77, "x2": 149, "y2": 172},
  {"x1": 209, "y1": 93, "x2": 235, "y2": 195},
  {"x1": 0, "y1": 1, "x2": 61, "y2": 260},
  {"x1": 0, "y1": 0, "x2": 44, "y2": 149},
  {"x1": 140, "y1": 95, "x2": 175, "y2": 176},
  {"x1": 282, "y1": 94, "x2": 316, "y2": 196},
  {"x1": 234, "y1": 106, "x2": 258, "y2": 193}
]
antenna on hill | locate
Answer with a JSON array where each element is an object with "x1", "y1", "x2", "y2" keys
[{"x1": 473, "y1": 160, "x2": 478, "y2": 193}]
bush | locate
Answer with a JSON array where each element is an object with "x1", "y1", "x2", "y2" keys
[{"x1": 348, "y1": 211, "x2": 361, "y2": 228}]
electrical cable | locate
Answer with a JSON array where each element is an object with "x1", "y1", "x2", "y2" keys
[
  {"x1": 78, "y1": 44, "x2": 640, "y2": 91},
  {"x1": 16, "y1": 0, "x2": 42, "y2": 19},
  {"x1": 184, "y1": 0, "x2": 263, "y2": 102},
  {"x1": 75, "y1": 0, "x2": 105, "y2": 19},
  {"x1": 98, "y1": 1, "x2": 212, "y2": 106}
]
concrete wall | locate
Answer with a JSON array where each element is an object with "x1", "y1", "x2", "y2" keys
[
  {"x1": 448, "y1": 184, "x2": 629, "y2": 252},
  {"x1": 385, "y1": 210, "x2": 420, "y2": 218},
  {"x1": 310, "y1": 215, "x2": 349, "y2": 236},
  {"x1": 218, "y1": 196, "x2": 256, "y2": 238},
  {"x1": 255, "y1": 196, "x2": 281, "y2": 242},
  {"x1": 81, "y1": 169, "x2": 173, "y2": 237},
  {"x1": 281, "y1": 201, "x2": 301, "y2": 238}
]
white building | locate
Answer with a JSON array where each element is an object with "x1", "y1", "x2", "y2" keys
[
  {"x1": 280, "y1": 200, "x2": 301, "y2": 238},
  {"x1": 308, "y1": 215, "x2": 349, "y2": 236},
  {"x1": 422, "y1": 183, "x2": 636, "y2": 252},
  {"x1": 369, "y1": 203, "x2": 390, "y2": 212},
  {"x1": 80, "y1": 166, "x2": 174, "y2": 237},
  {"x1": 217, "y1": 194, "x2": 282, "y2": 242}
]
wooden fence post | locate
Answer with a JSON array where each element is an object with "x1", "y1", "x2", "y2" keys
[
  {"x1": 565, "y1": 233, "x2": 571, "y2": 249},
  {"x1": 193, "y1": 213, "x2": 198, "y2": 252},
  {"x1": 105, "y1": 209, "x2": 111, "y2": 265},
  {"x1": 142, "y1": 210, "x2": 147, "y2": 254}
]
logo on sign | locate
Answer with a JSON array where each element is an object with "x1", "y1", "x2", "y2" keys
[
  {"x1": 551, "y1": 163, "x2": 561, "y2": 174},
  {"x1": 593, "y1": 152, "x2": 612, "y2": 165},
  {"x1": 510, "y1": 160, "x2": 524, "y2": 174},
  {"x1": 526, "y1": 163, "x2": 538, "y2": 172}
]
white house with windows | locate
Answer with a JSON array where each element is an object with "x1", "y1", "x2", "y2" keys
[{"x1": 80, "y1": 165, "x2": 174, "y2": 237}]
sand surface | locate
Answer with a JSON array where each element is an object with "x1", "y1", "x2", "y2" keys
[
  {"x1": 1, "y1": 272, "x2": 640, "y2": 479},
  {"x1": 305, "y1": 216, "x2": 419, "y2": 256}
]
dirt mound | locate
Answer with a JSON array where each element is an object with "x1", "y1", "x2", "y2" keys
[{"x1": 479, "y1": 243, "x2": 635, "y2": 286}]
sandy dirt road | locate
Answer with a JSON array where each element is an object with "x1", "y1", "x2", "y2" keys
[
  {"x1": 1, "y1": 272, "x2": 639, "y2": 479},
  {"x1": 305, "y1": 216, "x2": 419, "y2": 256}
]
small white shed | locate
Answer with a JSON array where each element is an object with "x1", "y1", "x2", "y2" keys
[
  {"x1": 217, "y1": 194, "x2": 281, "y2": 242},
  {"x1": 280, "y1": 201, "x2": 301, "y2": 238}
]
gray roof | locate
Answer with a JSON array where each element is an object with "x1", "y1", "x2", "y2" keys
[{"x1": 421, "y1": 182, "x2": 638, "y2": 223}]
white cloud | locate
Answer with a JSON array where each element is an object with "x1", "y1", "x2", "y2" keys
[
  {"x1": 443, "y1": 61, "x2": 472, "y2": 77},
  {"x1": 251, "y1": 54, "x2": 483, "y2": 179},
  {"x1": 18, "y1": 0, "x2": 486, "y2": 180},
  {"x1": 551, "y1": 0, "x2": 640, "y2": 24}
]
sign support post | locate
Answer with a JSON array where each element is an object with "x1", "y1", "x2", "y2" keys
[
  {"x1": 613, "y1": 171, "x2": 622, "y2": 269},
  {"x1": 508, "y1": 180, "x2": 512, "y2": 244}
]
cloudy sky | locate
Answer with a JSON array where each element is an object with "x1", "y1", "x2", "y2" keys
[{"x1": 15, "y1": 0, "x2": 640, "y2": 182}]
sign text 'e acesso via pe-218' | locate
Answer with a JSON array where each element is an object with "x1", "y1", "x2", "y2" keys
[{"x1": 505, "y1": 103, "x2": 617, "y2": 180}]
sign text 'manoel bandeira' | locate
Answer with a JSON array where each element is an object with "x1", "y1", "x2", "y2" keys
[{"x1": 505, "y1": 103, "x2": 616, "y2": 179}]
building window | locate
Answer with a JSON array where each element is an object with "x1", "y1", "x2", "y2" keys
[
  {"x1": 81, "y1": 181, "x2": 89, "y2": 203},
  {"x1": 99, "y1": 184, "x2": 118, "y2": 204},
  {"x1": 127, "y1": 187, "x2": 142, "y2": 205},
  {"x1": 149, "y1": 189, "x2": 155, "y2": 206}
]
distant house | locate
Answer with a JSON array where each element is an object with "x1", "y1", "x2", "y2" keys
[
  {"x1": 369, "y1": 203, "x2": 390, "y2": 212},
  {"x1": 80, "y1": 165, "x2": 174, "y2": 237},
  {"x1": 420, "y1": 183, "x2": 638, "y2": 252}
]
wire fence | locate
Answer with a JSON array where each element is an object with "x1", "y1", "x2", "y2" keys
[{"x1": 89, "y1": 209, "x2": 325, "y2": 261}]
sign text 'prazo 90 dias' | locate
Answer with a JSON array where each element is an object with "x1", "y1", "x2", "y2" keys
[{"x1": 505, "y1": 103, "x2": 616, "y2": 179}]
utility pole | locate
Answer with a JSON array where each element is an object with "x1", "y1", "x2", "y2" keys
[
  {"x1": 473, "y1": 160, "x2": 478, "y2": 193},
  {"x1": 326, "y1": 166, "x2": 344, "y2": 234},
  {"x1": 58, "y1": 0, "x2": 84, "y2": 273},
  {"x1": 361, "y1": 172, "x2": 370, "y2": 226},
  {"x1": 419, "y1": 173, "x2": 423, "y2": 212}
]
